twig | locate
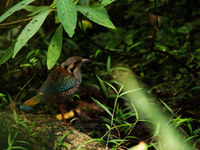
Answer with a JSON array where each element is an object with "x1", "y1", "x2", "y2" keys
[
  {"x1": 83, "y1": 32, "x2": 198, "y2": 78},
  {"x1": 79, "y1": 18, "x2": 128, "y2": 58},
  {"x1": 0, "y1": 16, "x2": 34, "y2": 28},
  {"x1": 84, "y1": 30, "x2": 198, "y2": 78},
  {"x1": 79, "y1": 15, "x2": 198, "y2": 78},
  {"x1": 14, "y1": 75, "x2": 36, "y2": 102},
  {"x1": 6, "y1": 0, "x2": 11, "y2": 8},
  {"x1": 38, "y1": 58, "x2": 46, "y2": 74},
  {"x1": 129, "y1": 49, "x2": 198, "y2": 78},
  {"x1": 10, "y1": 75, "x2": 35, "y2": 110},
  {"x1": 152, "y1": 49, "x2": 199, "y2": 78}
]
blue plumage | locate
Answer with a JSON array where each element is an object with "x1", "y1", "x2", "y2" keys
[
  {"x1": 20, "y1": 105, "x2": 32, "y2": 110},
  {"x1": 39, "y1": 68, "x2": 76, "y2": 95}
]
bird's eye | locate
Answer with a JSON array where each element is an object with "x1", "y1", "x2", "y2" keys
[
  {"x1": 74, "y1": 61, "x2": 79, "y2": 66},
  {"x1": 64, "y1": 65, "x2": 69, "y2": 70}
]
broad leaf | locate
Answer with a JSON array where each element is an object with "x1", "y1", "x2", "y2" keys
[
  {"x1": 56, "y1": 0, "x2": 77, "y2": 37},
  {"x1": 0, "y1": 44, "x2": 14, "y2": 65},
  {"x1": 47, "y1": 24, "x2": 63, "y2": 70},
  {"x1": 76, "y1": 5, "x2": 116, "y2": 29},
  {"x1": 0, "y1": 0, "x2": 35, "y2": 23},
  {"x1": 13, "y1": 7, "x2": 49, "y2": 58}
]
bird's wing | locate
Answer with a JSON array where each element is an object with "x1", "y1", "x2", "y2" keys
[{"x1": 39, "y1": 66, "x2": 76, "y2": 95}]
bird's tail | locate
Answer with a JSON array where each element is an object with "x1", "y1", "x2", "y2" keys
[{"x1": 20, "y1": 94, "x2": 49, "y2": 110}]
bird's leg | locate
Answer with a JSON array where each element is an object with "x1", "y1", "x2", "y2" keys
[{"x1": 58, "y1": 104, "x2": 70, "y2": 125}]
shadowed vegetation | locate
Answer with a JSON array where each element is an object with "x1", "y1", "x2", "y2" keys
[{"x1": 0, "y1": 0, "x2": 200, "y2": 149}]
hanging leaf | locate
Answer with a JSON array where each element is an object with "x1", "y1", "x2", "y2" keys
[
  {"x1": 56, "y1": 0, "x2": 77, "y2": 37},
  {"x1": 0, "y1": 44, "x2": 14, "y2": 65},
  {"x1": 0, "y1": 0, "x2": 35, "y2": 23},
  {"x1": 13, "y1": 7, "x2": 49, "y2": 58},
  {"x1": 76, "y1": 5, "x2": 116, "y2": 29},
  {"x1": 47, "y1": 24, "x2": 63, "y2": 70}
]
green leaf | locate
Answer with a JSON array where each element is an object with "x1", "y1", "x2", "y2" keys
[
  {"x1": 16, "y1": 140, "x2": 30, "y2": 145},
  {"x1": 56, "y1": 0, "x2": 77, "y2": 37},
  {"x1": 127, "y1": 41, "x2": 143, "y2": 52},
  {"x1": 24, "y1": 5, "x2": 50, "y2": 16},
  {"x1": 76, "y1": 5, "x2": 116, "y2": 29},
  {"x1": 80, "y1": 138, "x2": 100, "y2": 147},
  {"x1": 193, "y1": 128, "x2": 200, "y2": 135},
  {"x1": 119, "y1": 88, "x2": 142, "y2": 97},
  {"x1": 47, "y1": 24, "x2": 63, "y2": 70},
  {"x1": 10, "y1": 146, "x2": 27, "y2": 150},
  {"x1": 155, "y1": 44, "x2": 167, "y2": 51},
  {"x1": 188, "y1": 122, "x2": 193, "y2": 134},
  {"x1": 159, "y1": 99, "x2": 174, "y2": 114},
  {"x1": 0, "y1": 93, "x2": 6, "y2": 97},
  {"x1": 104, "y1": 124, "x2": 111, "y2": 130},
  {"x1": 0, "y1": 0, "x2": 35, "y2": 23},
  {"x1": 0, "y1": 44, "x2": 14, "y2": 65},
  {"x1": 177, "y1": 26, "x2": 190, "y2": 34},
  {"x1": 106, "y1": 56, "x2": 111, "y2": 74},
  {"x1": 13, "y1": 7, "x2": 49, "y2": 58},
  {"x1": 105, "y1": 38, "x2": 121, "y2": 49},
  {"x1": 23, "y1": 5, "x2": 41, "y2": 12},
  {"x1": 8, "y1": 133, "x2": 12, "y2": 146},
  {"x1": 104, "y1": 81, "x2": 119, "y2": 95},
  {"x1": 57, "y1": 131, "x2": 71, "y2": 145},
  {"x1": 91, "y1": 97, "x2": 112, "y2": 116},
  {"x1": 175, "y1": 118, "x2": 193, "y2": 127},
  {"x1": 96, "y1": 75, "x2": 107, "y2": 95},
  {"x1": 101, "y1": 0, "x2": 116, "y2": 6}
]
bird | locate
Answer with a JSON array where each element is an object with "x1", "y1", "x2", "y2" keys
[{"x1": 20, "y1": 56, "x2": 90, "y2": 125}]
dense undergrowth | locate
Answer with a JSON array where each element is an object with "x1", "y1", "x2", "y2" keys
[{"x1": 0, "y1": 0, "x2": 200, "y2": 149}]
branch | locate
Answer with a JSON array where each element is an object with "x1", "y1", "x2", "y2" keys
[
  {"x1": 79, "y1": 18, "x2": 198, "y2": 78},
  {"x1": 0, "y1": 17, "x2": 34, "y2": 28},
  {"x1": 152, "y1": 49, "x2": 199, "y2": 78},
  {"x1": 9, "y1": 75, "x2": 35, "y2": 110}
]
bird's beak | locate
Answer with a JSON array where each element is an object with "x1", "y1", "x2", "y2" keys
[{"x1": 81, "y1": 58, "x2": 91, "y2": 63}]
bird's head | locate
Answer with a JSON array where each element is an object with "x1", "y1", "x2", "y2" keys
[{"x1": 61, "y1": 56, "x2": 90, "y2": 76}]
